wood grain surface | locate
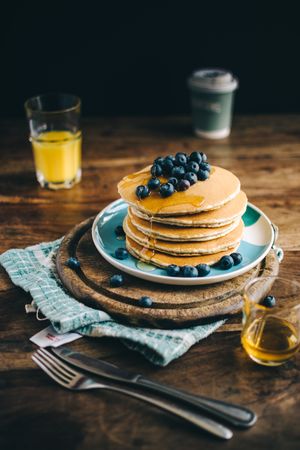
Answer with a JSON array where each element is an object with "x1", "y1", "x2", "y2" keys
[
  {"x1": 56, "y1": 217, "x2": 279, "y2": 327},
  {"x1": 1, "y1": 116, "x2": 300, "y2": 450}
]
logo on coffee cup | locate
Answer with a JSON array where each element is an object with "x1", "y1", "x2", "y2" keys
[{"x1": 191, "y1": 98, "x2": 221, "y2": 114}]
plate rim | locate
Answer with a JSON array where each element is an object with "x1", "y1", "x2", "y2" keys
[{"x1": 91, "y1": 199, "x2": 274, "y2": 286}]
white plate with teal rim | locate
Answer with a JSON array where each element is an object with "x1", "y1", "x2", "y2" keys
[{"x1": 92, "y1": 199, "x2": 275, "y2": 286}]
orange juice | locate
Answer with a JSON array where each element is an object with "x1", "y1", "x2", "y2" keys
[{"x1": 31, "y1": 130, "x2": 82, "y2": 187}]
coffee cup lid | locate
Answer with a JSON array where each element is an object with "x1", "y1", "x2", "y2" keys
[{"x1": 188, "y1": 68, "x2": 238, "y2": 93}]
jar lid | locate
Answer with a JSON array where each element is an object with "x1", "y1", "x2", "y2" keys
[{"x1": 188, "y1": 68, "x2": 238, "y2": 93}]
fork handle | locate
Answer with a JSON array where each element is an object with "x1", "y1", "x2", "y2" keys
[
  {"x1": 136, "y1": 377, "x2": 256, "y2": 427},
  {"x1": 90, "y1": 382, "x2": 232, "y2": 440}
]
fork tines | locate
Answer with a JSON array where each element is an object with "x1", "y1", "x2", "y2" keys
[{"x1": 32, "y1": 348, "x2": 79, "y2": 388}]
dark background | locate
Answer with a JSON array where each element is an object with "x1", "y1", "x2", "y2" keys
[{"x1": 1, "y1": 1, "x2": 300, "y2": 117}]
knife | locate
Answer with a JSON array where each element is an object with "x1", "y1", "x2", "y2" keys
[{"x1": 52, "y1": 347, "x2": 257, "y2": 428}]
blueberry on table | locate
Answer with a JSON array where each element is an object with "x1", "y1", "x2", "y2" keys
[
  {"x1": 168, "y1": 177, "x2": 178, "y2": 188},
  {"x1": 189, "y1": 151, "x2": 203, "y2": 164},
  {"x1": 115, "y1": 247, "x2": 129, "y2": 260},
  {"x1": 171, "y1": 165, "x2": 185, "y2": 179},
  {"x1": 138, "y1": 296, "x2": 153, "y2": 307},
  {"x1": 261, "y1": 295, "x2": 276, "y2": 308},
  {"x1": 182, "y1": 265, "x2": 199, "y2": 277},
  {"x1": 115, "y1": 225, "x2": 125, "y2": 237},
  {"x1": 67, "y1": 257, "x2": 80, "y2": 269},
  {"x1": 136, "y1": 185, "x2": 150, "y2": 199},
  {"x1": 186, "y1": 161, "x2": 199, "y2": 174},
  {"x1": 151, "y1": 163, "x2": 163, "y2": 177},
  {"x1": 175, "y1": 152, "x2": 188, "y2": 166},
  {"x1": 167, "y1": 264, "x2": 181, "y2": 277},
  {"x1": 230, "y1": 252, "x2": 243, "y2": 265},
  {"x1": 199, "y1": 162, "x2": 211, "y2": 172},
  {"x1": 160, "y1": 182, "x2": 174, "y2": 198},
  {"x1": 196, "y1": 264, "x2": 211, "y2": 277},
  {"x1": 184, "y1": 172, "x2": 197, "y2": 185},
  {"x1": 148, "y1": 177, "x2": 161, "y2": 190},
  {"x1": 197, "y1": 169, "x2": 210, "y2": 181},
  {"x1": 109, "y1": 274, "x2": 124, "y2": 287},
  {"x1": 177, "y1": 179, "x2": 190, "y2": 191},
  {"x1": 219, "y1": 255, "x2": 234, "y2": 270}
]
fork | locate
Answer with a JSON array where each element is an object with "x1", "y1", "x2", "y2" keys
[{"x1": 32, "y1": 348, "x2": 233, "y2": 440}]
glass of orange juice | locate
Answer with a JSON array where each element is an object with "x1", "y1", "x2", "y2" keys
[{"x1": 25, "y1": 93, "x2": 82, "y2": 190}]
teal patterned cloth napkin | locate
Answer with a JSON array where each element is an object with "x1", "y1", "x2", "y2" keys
[{"x1": 0, "y1": 239, "x2": 225, "y2": 366}]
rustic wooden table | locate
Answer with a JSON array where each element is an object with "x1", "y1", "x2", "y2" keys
[{"x1": 1, "y1": 116, "x2": 300, "y2": 450}]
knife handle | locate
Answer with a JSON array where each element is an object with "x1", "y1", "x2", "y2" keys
[
  {"x1": 136, "y1": 377, "x2": 256, "y2": 427},
  {"x1": 100, "y1": 383, "x2": 233, "y2": 440}
]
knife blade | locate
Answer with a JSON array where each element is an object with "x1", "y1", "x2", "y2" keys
[
  {"x1": 53, "y1": 346, "x2": 140, "y2": 383},
  {"x1": 52, "y1": 346, "x2": 257, "y2": 428}
]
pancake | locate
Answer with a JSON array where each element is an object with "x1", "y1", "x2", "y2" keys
[
  {"x1": 131, "y1": 191, "x2": 248, "y2": 227},
  {"x1": 126, "y1": 236, "x2": 239, "y2": 268},
  {"x1": 128, "y1": 207, "x2": 240, "y2": 242},
  {"x1": 118, "y1": 165, "x2": 240, "y2": 216},
  {"x1": 123, "y1": 215, "x2": 244, "y2": 256}
]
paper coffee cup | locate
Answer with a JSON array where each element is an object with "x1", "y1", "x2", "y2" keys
[{"x1": 188, "y1": 68, "x2": 238, "y2": 139}]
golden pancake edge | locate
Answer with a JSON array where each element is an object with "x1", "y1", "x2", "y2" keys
[
  {"x1": 123, "y1": 215, "x2": 244, "y2": 256},
  {"x1": 126, "y1": 236, "x2": 240, "y2": 268},
  {"x1": 131, "y1": 190, "x2": 247, "y2": 227},
  {"x1": 128, "y1": 207, "x2": 240, "y2": 242}
]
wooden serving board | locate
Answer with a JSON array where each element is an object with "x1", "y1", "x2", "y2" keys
[{"x1": 56, "y1": 217, "x2": 279, "y2": 328}]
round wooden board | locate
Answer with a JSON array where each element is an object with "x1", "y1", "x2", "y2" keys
[{"x1": 56, "y1": 217, "x2": 279, "y2": 328}]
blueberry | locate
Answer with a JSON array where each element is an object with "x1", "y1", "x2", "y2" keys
[
  {"x1": 190, "y1": 151, "x2": 202, "y2": 164},
  {"x1": 151, "y1": 164, "x2": 163, "y2": 177},
  {"x1": 162, "y1": 158, "x2": 174, "y2": 176},
  {"x1": 182, "y1": 265, "x2": 199, "y2": 277},
  {"x1": 171, "y1": 165, "x2": 186, "y2": 179},
  {"x1": 177, "y1": 179, "x2": 190, "y2": 191},
  {"x1": 197, "y1": 170, "x2": 210, "y2": 181},
  {"x1": 159, "y1": 182, "x2": 174, "y2": 198},
  {"x1": 67, "y1": 257, "x2": 80, "y2": 269},
  {"x1": 114, "y1": 225, "x2": 125, "y2": 237},
  {"x1": 136, "y1": 185, "x2": 150, "y2": 199},
  {"x1": 196, "y1": 264, "x2": 211, "y2": 277},
  {"x1": 230, "y1": 252, "x2": 243, "y2": 265},
  {"x1": 115, "y1": 248, "x2": 129, "y2": 260},
  {"x1": 261, "y1": 295, "x2": 276, "y2": 308},
  {"x1": 148, "y1": 177, "x2": 161, "y2": 190},
  {"x1": 186, "y1": 161, "x2": 199, "y2": 174},
  {"x1": 219, "y1": 255, "x2": 234, "y2": 270},
  {"x1": 165, "y1": 155, "x2": 176, "y2": 164},
  {"x1": 109, "y1": 274, "x2": 124, "y2": 287},
  {"x1": 168, "y1": 177, "x2": 178, "y2": 188},
  {"x1": 175, "y1": 152, "x2": 188, "y2": 166},
  {"x1": 167, "y1": 264, "x2": 181, "y2": 277},
  {"x1": 138, "y1": 296, "x2": 153, "y2": 307},
  {"x1": 154, "y1": 156, "x2": 165, "y2": 166},
  {"x1": 199, "y1": 162, "x2": 211, "y2": 172},
  {"x1": 200, "y1": 152, "x2": 208, "y2": 162},
  {"x1": 184, "y1": 172, "x2": 197, "y2": 185}
]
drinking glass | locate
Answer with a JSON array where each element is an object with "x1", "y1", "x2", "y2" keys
[
  {"x1": 25, "y1": 93, "x2": 82, "y2": 190},
  {"x1": 241, "y1": 276, "x2": 300, "y2": 366}
]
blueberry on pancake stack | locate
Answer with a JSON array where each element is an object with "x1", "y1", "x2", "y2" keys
[{"x1": 117, "y1": 152, "x2": 247, "y2": 274}]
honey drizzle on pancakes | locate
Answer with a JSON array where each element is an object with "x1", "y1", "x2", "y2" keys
[
  {"x1": 122, "y1": 170, "x2": 205, "y2": 216},
  {"x1": 133, "y1": 170, "x2": 211, "y2": 262}
]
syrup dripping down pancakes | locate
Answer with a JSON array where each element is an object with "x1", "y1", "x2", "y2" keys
[{"x1": 117, "y1": 164, "x2": 246, "y2": 268}]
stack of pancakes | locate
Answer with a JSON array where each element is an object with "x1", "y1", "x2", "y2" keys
[{"x1": 118, "y1": 165, "x2": 247, "y2": 268}]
